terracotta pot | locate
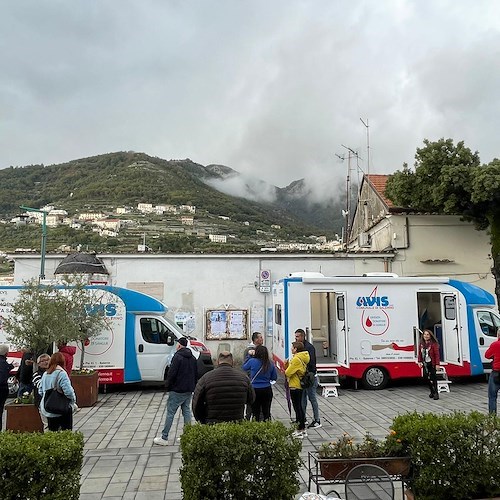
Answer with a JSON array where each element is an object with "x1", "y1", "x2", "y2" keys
[
  {"x1": 319, "y1": 456, "x2": 411, "y2": 480},
  {"x1": 70, "y1": 371, "x2": 99, "y2": 407},
  {"x1": 5, "y1": 403, "x2": 43, "y2": 432}
]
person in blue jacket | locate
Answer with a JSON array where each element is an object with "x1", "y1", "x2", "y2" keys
[
  {"x1": 242, "y1": 345, "x2": 277, "y2": 421},
  {"x1": 39, "y1": 352, "x2": 77, "y2": 431}
]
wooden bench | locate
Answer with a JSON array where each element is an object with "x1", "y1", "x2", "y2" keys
[{"x1": 317, "y1": 368, "x2": 341, "y2": 398}]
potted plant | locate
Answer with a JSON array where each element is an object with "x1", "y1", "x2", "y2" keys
[
  {"x1": 5, "y1": 391, "x2": 43, "y2": 432},
  {"x1": 61, "y1": 280, "x2": 110, "y2": 407},
  {"x1": 316, "y1": 430, "x2": 411, "y2": 480}
]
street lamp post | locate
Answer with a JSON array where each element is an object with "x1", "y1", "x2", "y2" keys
[{"x1": 20, "y1": 205, "x2": 47, "y2": 280}]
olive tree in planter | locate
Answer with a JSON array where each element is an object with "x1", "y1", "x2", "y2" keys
[{"x1": 4, "y1": 278, "x2": 110, "y2": 408}]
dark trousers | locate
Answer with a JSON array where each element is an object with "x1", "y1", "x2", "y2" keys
[
  {"x1": 290, "y1": 388, "x2": 305, "y2": 431},
  {"x1": 0, "y1": 387, "x2": 8, "y2": 430},
  {"x1": 47, "y1": 410, "x2": 73, "y2": 431},
  {"x1": 423, "y1": 362, "x2": 438, "y2": 395},
  {"x1": 251, "y1": 386, "x2": 273, "y2": 421}
]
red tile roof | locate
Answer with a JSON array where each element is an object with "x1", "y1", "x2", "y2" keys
[{"x1": 366, "y1": 174, "x2": 394, "y2": 208}]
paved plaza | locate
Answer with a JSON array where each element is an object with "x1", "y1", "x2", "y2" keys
[{"x1": 66, "y1": 375, "x2": 490, "y2": 499}]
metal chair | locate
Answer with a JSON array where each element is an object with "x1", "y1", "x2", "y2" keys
[{"x1": 344, "y1": 464, "x2": 395, "y2": 500}]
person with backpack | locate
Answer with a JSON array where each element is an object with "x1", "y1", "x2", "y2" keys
[
  {"x1": 295, "y1": 328, "x2": 322, "y2": 429},
  {"x1": 284, "y1": 341, "x2": 310, "y2": 439}
]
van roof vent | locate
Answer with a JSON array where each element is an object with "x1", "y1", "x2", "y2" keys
[{"x1": 362, "y1": 272, "x2": 399, "y2": 278}]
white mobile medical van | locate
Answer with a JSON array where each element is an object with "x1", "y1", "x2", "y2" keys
[
  {"x1": 0, "y1": 285, "x2": 213, "y2": 391},
  {"x1": 272, "y1": 273, "x2": 499, "y2": 389}
]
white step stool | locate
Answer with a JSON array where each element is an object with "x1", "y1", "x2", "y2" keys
[
  {"x1": 436, "y1": 366, "x2": 451, "y2": 393},
  {"x1": 317, "y1": 368, "x2": 341, "y2": 398}
]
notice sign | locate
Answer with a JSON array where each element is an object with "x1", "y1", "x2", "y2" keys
[{"x1": 259, "y1": 269, "x2": 271, "y2": 293}]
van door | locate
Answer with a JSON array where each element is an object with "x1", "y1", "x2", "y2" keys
[
  {"x1": 335, "y1": 292, "x2": 349, "y2": 367},
  {"x1": 135, "y1": 316, "x2": 176, "y2": 380},
  {"x1": 441, "y1": 292, "x2": 462, "y2": 365},
  {"x1": 476, "y1": 309, "x2": 500, "y2": 368}
]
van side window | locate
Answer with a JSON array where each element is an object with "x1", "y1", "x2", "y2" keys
[
  {"x1": 140, "y1": 318, "x2": 175, "y2": 344},
  {"x1": 275, "y1": 305, "x2": 282, "y2": 325},
  {"x1": 443, "y1": 296, "x2": 456, "y2": 321},
  {"x1": 477, "y1": 311, "x2": 500, "y2": 337}
]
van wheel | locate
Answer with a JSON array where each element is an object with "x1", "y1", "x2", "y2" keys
[{"x1": 362, "y1": 367, "x2": 389, "y2": 390}]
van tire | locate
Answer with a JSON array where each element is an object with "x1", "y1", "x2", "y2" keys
[{"x1": 362, "y1": 366, "x2": 389, "y2": 390}]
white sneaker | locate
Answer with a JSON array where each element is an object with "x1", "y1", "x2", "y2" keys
[
  {"x1": 292, "y1": 430, "x2": 305, "y2": 439},
  {"x1": 308, "y1": 421, "x2": 322, "y2": 429},
  {"x1": 302, "y1": 430, "x2": 308, "y2": 438},
  {"x1": 153, "y1": 437, "x2": 169, "y2": 446}
]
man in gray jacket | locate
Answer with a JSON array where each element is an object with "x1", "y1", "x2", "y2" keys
[{"x1": 193, "y1": 351, "x2": 254, "y2": 424}]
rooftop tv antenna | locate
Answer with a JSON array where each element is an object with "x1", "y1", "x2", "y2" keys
[{"x1": 360, "y1": 117, "x2": 370, "y2": 178}]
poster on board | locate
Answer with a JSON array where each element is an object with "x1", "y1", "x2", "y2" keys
[{"x1": 206, "y1": 309, "x2": 248, "y2": 340}]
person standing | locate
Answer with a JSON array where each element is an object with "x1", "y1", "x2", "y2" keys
[
  {"x1": 242, "y1": 345, "x2": 277, "y2": 421},
  {"x1": 295, "y1": 328, "x2": 322, "y2": 429},
  {"x1": 154, "y1": 337, "x2": 198, "y2": 446},
  {"x1": 243, "y1": 331, "x2": 264, "y2": 420},
  {"x1": 0, "y1": 344, "x2": 14, "y2": 431},
  {"x1": 417, "y1": 329, "x2": 440, "y2": 400},
  {"x1": 16, "y1": 347, "x2": 34, "y2": 396},
  {"x1": 193, "y1": 351, "x2": 254, "y2": 424},
  {"x1": 285, "y1": 341, "x2": 310, "y2": 438},
  {"x1": 32, "y1": 353, "x2": 50, "y2": 430},
  {"x1": 39, "y1": 352, "x2": 77, "y2": 431},
  {"x1": 486, "y1": 328, "x2": 500, "y2": 414},
  {"x1": 58, "y1": 342, "x2": 77, "y2": 375}
]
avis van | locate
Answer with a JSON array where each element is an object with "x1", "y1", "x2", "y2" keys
[
  {"x1": 272, "y1": 273, "x2": 499, "y2": 389},
  {"x1": 0, "y1": 285, "x2": 213, "y2": 391}
]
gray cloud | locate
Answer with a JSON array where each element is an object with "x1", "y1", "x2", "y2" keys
[{"x1": 1, "y1": 0, "x2": 499, "y2": 195}]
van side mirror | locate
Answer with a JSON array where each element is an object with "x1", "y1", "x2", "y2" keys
[{"x1": 166, "y1": 334, "x2": 175, "y2": 346}]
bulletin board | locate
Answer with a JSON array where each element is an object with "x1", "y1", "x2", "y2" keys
[{"x1": 205, "y1": 309, "x2": 248, "y2": 340}]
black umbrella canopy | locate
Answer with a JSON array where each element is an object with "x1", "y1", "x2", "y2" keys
[{"x1": 54, "y1": 253, "x2": 108, "y2": 276}]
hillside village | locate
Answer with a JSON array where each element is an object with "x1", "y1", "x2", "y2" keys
[{"x1": 3, "y1": 201, "x2": 343, "y2": 255}]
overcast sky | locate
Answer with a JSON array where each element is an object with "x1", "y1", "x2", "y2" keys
[{"x1": 1, "y1": 0, "x2": 499, "y2": 197}]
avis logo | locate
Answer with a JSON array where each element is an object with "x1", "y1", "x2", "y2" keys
[
  {"x1": 84, "y1": 303, "x2": 117, "y2": 317},
  {"x1": 356, "y1": 286, "x2": 390, "y2": 307}
]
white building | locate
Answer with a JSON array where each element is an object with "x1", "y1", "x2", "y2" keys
[
  {"x1": 137, "y1": 203, "x2": 154, "y2": 213},
  {"x1": 209, "y1": 234, "x2": 227, "y2": 243},
  {"x1": 181, "y1": 216, "x2": 194, "y2": 225}
]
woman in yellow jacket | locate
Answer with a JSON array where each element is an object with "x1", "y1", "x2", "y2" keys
[{"x1": 284, "y1": 342, "x2": 310, "y2": 438}]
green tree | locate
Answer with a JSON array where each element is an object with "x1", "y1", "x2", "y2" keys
[{"x1": 385, "y1": 138, "x2": 500, "y2": 302}]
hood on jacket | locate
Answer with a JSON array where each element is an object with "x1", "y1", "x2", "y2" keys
[
  {"x1": 177, "y1": 347, "x2": 194, "y2": 359},
  {"x1": 296, "y1": 350, "x2": 310, "y2": 365}
]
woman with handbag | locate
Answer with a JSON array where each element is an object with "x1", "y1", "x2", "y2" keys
[
  {"x1": 242, "y1": 345, "x2": 277, "y2": 421},
  {"x1": 39, "y1": 352, "x2": 77, "y2": 431},
  {"x1": 284, "y1": 342, "x2": 310, "y2": 439}
]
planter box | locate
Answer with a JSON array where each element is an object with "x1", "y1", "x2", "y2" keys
[
  {"x1": 70, "y1": 371, "x2": 99, "y2": 407},
  {"x1": 319, "y1": 456, "x2": 411, "y2": 480},
  {"x1": 5, "y1": 403, "x2": 43, "y2": 432}
]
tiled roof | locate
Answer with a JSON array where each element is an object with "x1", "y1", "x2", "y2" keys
[{"x1": 366, "y1": 174, "x2": 394, "y2": 208}]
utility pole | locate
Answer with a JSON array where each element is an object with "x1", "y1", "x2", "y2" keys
[{"x1": 20, "y1": 205, "x2": 47, "y2": 280}]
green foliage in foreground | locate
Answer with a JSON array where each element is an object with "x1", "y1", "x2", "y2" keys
[
  {"x1": 392, "y1": 411, "x2": 500, "y2": 500},
  {"x1": 180, "y1": 421, "x2": 302, "y2": 500},
  {"x1": 0, "y1": 431, "x2": 83, "y2": 500}
]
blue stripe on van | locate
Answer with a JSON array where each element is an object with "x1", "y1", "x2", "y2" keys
[{"x1": 283, "y1": 276, "x2": 303, "y2": 359}]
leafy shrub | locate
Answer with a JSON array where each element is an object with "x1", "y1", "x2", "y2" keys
[
  {"x1": 0, "y1": 431, "x2": 83, "y2": 500},
  {"x1": 392, "y1": 411, "x2": 500, "y2": 500},
  {"x1": 179, "y1": 421, "x2": 302, "y2": 500}
]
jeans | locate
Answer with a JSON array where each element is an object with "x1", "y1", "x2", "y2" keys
[
  {"x1": 302, "y1": 375, "x2": 320, "y2": 422},
  {"x1": 251, "y1": 386, "x2": 273, "y2": 421},
  {"x1": 488, "y1": 371, "x2": 500, "y2": 414},
  {"x1": 18, "y1": 382, "x2": 33, "y2": 397},
  {"x1": 423, "y1": 363, "x2": 438, "y2": 396},
  {"x1": 161, "y1": 391, "x2": 193, "y2": 440},
  {"x1": 290, "y1": 388, "x2": 305, "y2": 431}
]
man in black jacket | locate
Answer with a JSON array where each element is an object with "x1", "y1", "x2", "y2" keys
[
  {"x1": 153, "y1": 337, "x2": 198, "y2": 446},
  {"x1": 192, "y1": 351, "x2": 254, "y2": 424},
  {"x1": 0, "y1": 344, "x2": 14, "y2": 430}
]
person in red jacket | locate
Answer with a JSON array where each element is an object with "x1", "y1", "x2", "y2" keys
[
  {"x1": 485, "y1": 328, "x2": 500, "y2": 414},
  {"x1": 417, "y1": 329, "x2": 440, "y2": 400},
  {"x1": 58, "y1": 342, "x2": 77, "y2": 375}
]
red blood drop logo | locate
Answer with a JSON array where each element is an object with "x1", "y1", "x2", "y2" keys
[
  {"x1": 366, "y1": 317, "x2": 373, "y2": 327},
  {"x1": 84, "y1": 338, "x2": 91, "y2": 347}
]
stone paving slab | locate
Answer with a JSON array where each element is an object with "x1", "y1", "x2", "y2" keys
[{"x1": 2, "y1": 375, "x2": 488, "y2": 499}]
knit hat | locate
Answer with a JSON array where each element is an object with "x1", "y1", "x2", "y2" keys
[{"x1": 177, "y1": 337, "x2": 189, "y2": 347}]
